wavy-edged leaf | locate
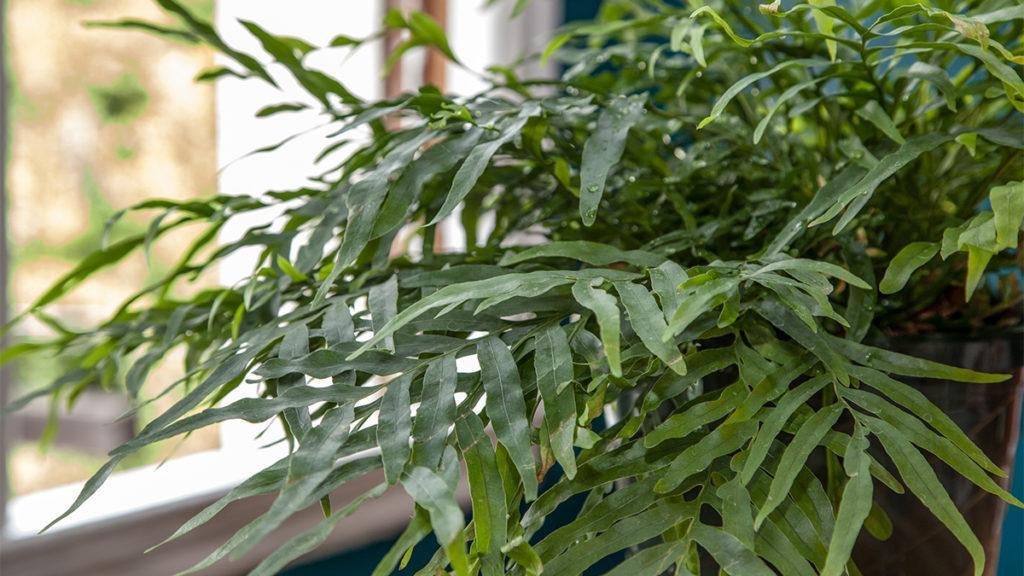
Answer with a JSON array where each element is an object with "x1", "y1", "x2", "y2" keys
[
  {"x1": 809, "y1": 134, "x2": 952, "y2": 233},
  {"x1": 615, "y1": 282, "x2": 687, "y2": 375},
  {"x1": 401, "y1": 465, "x2": 469, "y2": 575},
  {"x1": 754, "y1": 79, "x2": 820, "y2": 144},
  {"x1": 741, "y1": 375, "x2": 829, "y2": 484},
  {"x1": 455, "y1": 411, "x2": 508, "y2": 559},
  {"x1": 571, "y1": 279, "x2": 622, "y2": 377},
  {"x1": 841, "y1": 385, "x2": 1020, "y2": 506},
  {"x1": 850, "y1": 365, "x2": 1004, "y2": 476},
  {"x1": 830, "y1": 337, "x2": 1009, "y2": 383},
  {"x1": 542, "y1": 499, "x2": 696, "y2": 576},
  {"x1": 249, "y1": 482, "x2": 388, "y2": 576},
  {"x1": 755, "y1": 404, "x2": 842, "y2": 527},
  {"x1": 368, "y1": 274, "x2": 399, "y2": 353},
  {"x1": 379, "y1": 373, "x2": 413, "y2": 484},
  {"x1": 697, "y1": 59, "x2": 825, "y2": 129},
  {"x1": 656, "y1": 420, "x2": 758, "y2": 493},
  {"x1": 534, "y1": 325, "x2": 578, "y2": 478},
  {"x1": 690, "y1": 523, "x2": 775, "y2": 576},
  {"x1": 990, "y1": 181, "x2": 1024, "y2": 248},
  {"x1": 866, "y1": 416, "x2": 985, "y2": 576},
  {"x1": 646, "y1": 383, "x2": 743, "y2": 448},
  {"x1": 371, "y1": 507, "x2": 432, "y2": 576},
  {"x1": 478, "y1": 336, "x2": 538, "y2": 500},
  {"x1": 412, "y1": 355, "x2": 458, "y2": 469},
  {"x1": 821, "y1": 424, "x2": 872, "y2": 576},
  {"x1": 430, "y1": 105, "x2": 539, "y2": 225},
  {"x1": 855, "y1": 100, "x2": 905, "y2": 144},
  {"x1": 501, "y1": 241, "x2": 664, "y2": 268}
]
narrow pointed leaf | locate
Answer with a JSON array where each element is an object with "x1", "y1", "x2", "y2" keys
[
  {"x1": 579, "y1": 94, "x2": 647, "y2": 226},
  {"x1": 478, "y1": 336, "x2": 538, "y2": 500}
]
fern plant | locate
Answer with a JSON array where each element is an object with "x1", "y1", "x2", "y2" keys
[{"x1": 4, "y1": 1, "x2": 1023, "y2": 575}]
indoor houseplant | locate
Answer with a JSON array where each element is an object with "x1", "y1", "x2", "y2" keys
[{"x1": 3, "y1": 1, "x2": 1023, "y2": 575}]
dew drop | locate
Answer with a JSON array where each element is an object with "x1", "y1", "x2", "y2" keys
[{"x1": 587, "y1": 184, "x2": 599, "y2": 193}]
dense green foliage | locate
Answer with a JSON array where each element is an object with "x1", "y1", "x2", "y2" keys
[{"x1": 4, "y1": 1, "x2": 1023, "y2": 575}]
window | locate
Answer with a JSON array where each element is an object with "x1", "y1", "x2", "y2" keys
[{"x1": 1, "y1": 2, "x2": 559, "y2": 575}]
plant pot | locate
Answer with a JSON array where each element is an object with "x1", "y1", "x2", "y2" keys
[{"x1": 854, "y1": 330, "x2": 1024, "y2": 576}]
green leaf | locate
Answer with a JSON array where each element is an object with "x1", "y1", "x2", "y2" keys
[
  {"x1": 821, "y1": 425, "x2": 872, "y2": 576},
  {"x1": 534, "y1": 325, "x2": 578, "y2": 478},
  {"x1": 430, "y1": 106, "x2": 538, "y2": 225},
  {"x1": 718, "y1": 476, "x2": 756, "y2": 549},
  {"x1": 879, "y1": 242, "x2": 939, "y2": 294},
  {"x1": 646, "y1": 383, "x2": 744, "y2": 447},
  {"x1": 401, "y1": 465, "x2": 466, "y2": 548},
  {"x1": 369, "y1": 274, "x2": 399, "y2": 353},
  {"x1": 990, "y1": 181, "x2": 1024, "y2": 248},
  {"x1": 541, "y1": 500, "x2": 697, "y2": 576},
  {"x1": 615, "y1": 282, "x2": 687, "y2": 375},
  {"x1": 866, "y1": 416, "x2": 986, "y2": 576},
  {"x1": 501, "y1": 241, "x2": 664, "y2": 268},
  {"x1": 965, "y1": 245, "x2": 995, "y2": 301},
  {"x1": 903, "y1": 62, "x2": 958, "y2": 111},
  {"x1": 478, "y1": 336, "x2": 539, "y2": 500},
  {"x1": 571, "y1": 279, "x2": 622, "y2": 377},
  {"x1": 810, "y1": 134, "x2": 952, "y2": 233},
  {"x1": 248, "y1": 483, "x2": 387, "y2": 576},
  {"x1": 754, "y1": 79, "x2": 820, "y2": 144},
  {"x1": 256, "y1": 103, "x2": 308, "y2": 118},
  {"x1": 849, "y1": 365, "x2": 1005, "y2": 477},
  {"x1": 373, "y1": 129, "x2": 483, "y2": 237},
  {"x1": 755, "y1": 404, "x2": 842, "y2": 528},
  {"x1": 371, "y1": 508, "x2": 432, "y2": 576},
  {"x1": 855, "y1": 101, "x2": 905, "y2": 144},
  {"x1": 755, "y1": 301, "x2": 850, "y2": 385},
  {"x1": 698, "y1": 59, "x2": 824, "y2": 129},
  {"x1": 412, "y1": 356, "x2": 458, "y2": 469},
  {"x1": 350, "y1": 271, "x2": 590, "y2": 356},
  {"x1": 741, "y1": 376, "x2": 830, "y2": 484},
  {"x1": 655, "y1": 420, "x2": 758, "y2": 493},
  {"x1": 455, "y1": 411, "x2": 508, "y2": 559},
  {"x1": 754, "y1": 258, "x2": 871, "y2": 290},
  {"x1": 829, "y1": 337, "x2": 1009, "y2": 384},
  {"x1": 664, "y1": 277, "x2": 739, "y2": 338},
  {"x1": 690, "y1": 523, "x2": 775, "y2": 576},
  {"x1": 579, "y1": 94, "x2": 647, "y2": 226},
  {"x1": 83, "y1": 18, "x2": 199, "y2": 43},
  {"x1": 600, "y1": 541, "x2": 684, "y2": 576},
  {"x1": 379, "y1": 374, "x2": 413, "y2": 485},
  {"x1": 842, "y1": 386, "x2": 1022, "y2": 508},
  {"x1": 809, "y1": 0, "x2": 838, "y2": 61},
  {"x1": 649, "y1": 260, "x2": 688, "y2": 323}
]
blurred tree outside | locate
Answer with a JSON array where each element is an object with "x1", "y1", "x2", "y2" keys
[{"x1": 6, "y1": 0, "x2": 218, "y2": 496}]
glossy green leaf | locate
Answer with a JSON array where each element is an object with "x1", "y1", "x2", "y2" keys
[
  {"x1": 656, "y1": 420, "x2": 758, "y2": 493},
  {"x1": 571, "y1": 279, "x2": 622, "y2": 377},
  {"x1": 534, "y1": 325, "x2": 578, "y2": 478},
  {"x1": 821, "y1": 424, "x2": 872, "y2": 576},
  {"x1": 866, "y1": 416, "x2": 986, "y2": 576},
  {"x1": 879, "y1": 242, "x2": 939, "y2": 294},
  {"x1": 615, "y1": 282, "x2": 687, "y2": 375},
  {"x1": 478, "y1": 336, "x2": 538, "y2": 500},
  {"x1": 990, "y1": 181, "x2": 1024, "y2": 248},
  {"x1": 690, "y1": 523, "x2": 775, "y2": 576},
  {"x1": 579, "y1": 94, "x2": 647, "y2": 226},
  {"x1": 755, "y1": 404, "x2": 842, "y2": 527},
  {"x1": 379, "y1": 373, "x2": 413, "y2": 484},
  {"x1": 455, "y1": 411, "x2": 507, "y2": 559},
  {"x1": 501, "y1": 241, "x2": 664, "y2": 268}
]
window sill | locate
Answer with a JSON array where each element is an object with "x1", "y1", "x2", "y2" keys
[{"x1": 1, "y1": 449, "x2": 414, "y2": 576}]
